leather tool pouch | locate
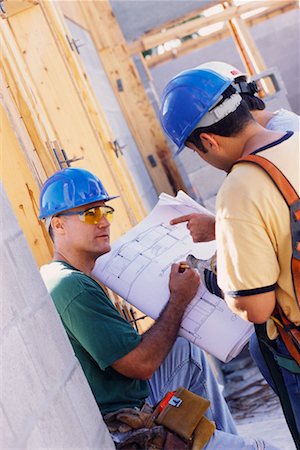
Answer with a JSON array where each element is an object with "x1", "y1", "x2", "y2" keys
[{"x1": 155, "y1": 386, "x2": 213, "y2": 443}]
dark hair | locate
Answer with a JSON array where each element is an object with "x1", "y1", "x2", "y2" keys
[
  {"x1": 48, "y1": 224, "x2": 55, "y2": 242},
  {"x1": 234, "y1": 76, "x2": 266, "y2": 111},
  {"x1": 186, "y1": 85, "x2": 253, "y2": 150},
  {"x1": 241, "y1": 93, "x2": 266, "y2": 111}
]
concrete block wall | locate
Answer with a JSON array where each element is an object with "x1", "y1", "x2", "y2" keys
[{"x1": 0, "y1": 183, "x2": 115, "y2": 449}]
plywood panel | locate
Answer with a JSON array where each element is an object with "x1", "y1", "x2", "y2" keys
[
  {"x1": 38, "y1": 0, "x2": 146, "y2": 222},
  {"x1": 0, "y1": 19, "x2": 59, "y2": 180},
  {"x1": 0, "y1": 70, "x2": 48, "y2": 187},
  {"x1": 8, "y1": 5, "x2": 139, "y2": 239},
  {"x1": 79, "y1": 1, "x2": 186, "y2": 195},
  {"x1": 0, "y1": 103, "x2": 53, "y2": 265}
]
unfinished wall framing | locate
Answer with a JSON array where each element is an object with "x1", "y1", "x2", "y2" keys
[
  {"x1": 1, "y1": 0, "x2": 154, "y2": 268},
  {"x1": 128, "y1": 0, "x2": 298, "y2": 74},
  {"x1": 59, "y1": 0, "x2": 186, "y2": 196}
]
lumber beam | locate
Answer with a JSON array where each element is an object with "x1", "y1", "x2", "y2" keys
[
  {"x1": 129, "y1": 1, "x2": 297, "y2": 55},
  {"x1": 146, "y1": 2, "x2": 298, "y2": 68},
  {"x1": 39, "y1": 0, "x2": 146, "y2": 224},
  {"x1": 76, "y1": 0, "x2": 187, "y2": 196},
  {"x1": 0, "y1": 19, "x2": 59, "y2": 181},
  {"x1": 1, "y1": 0, "x2": 37, "y2": 17},
  {"x1": 2, "y1": 3, "x2": 141, "y2": 246},
  {"x1": 138, "y1": 1, "x2": 220, "y2": 39},
  {"x1": 0, "y1": 99, "x2": 53, "y2": 265},
  {"x1": 223, "y1": 0, "x2": 273, "y2": 93},
  {"x1": 57, "y1": 0, "x2": 88, "y2": 30}
]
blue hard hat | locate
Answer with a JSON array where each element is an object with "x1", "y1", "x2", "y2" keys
[
  {"x1": 159, "y1": 68, "x2": 232, "y2": 155},
  {"x1": 39, "y1": 167, "x2": 118, "y2": 219}
]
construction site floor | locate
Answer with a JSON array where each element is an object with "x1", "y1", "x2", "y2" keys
[{"x1": 223, "y1": 352, "x2": 295, "y2": 449}]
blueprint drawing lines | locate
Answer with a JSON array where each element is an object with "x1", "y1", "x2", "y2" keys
[{"x1": 100, "y1": 223, "x2": 192, "y2": 300}]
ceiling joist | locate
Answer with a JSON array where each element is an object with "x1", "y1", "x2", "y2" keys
[
  {"x1": 146, "y1": 1, "x2": 298, "y2": 69},
  {"x1": 137, "y1": 1, "x2": 220, "y2": 40},
  {"x1": 129, "y1": 1, "x2": 298, "y2": 56}
]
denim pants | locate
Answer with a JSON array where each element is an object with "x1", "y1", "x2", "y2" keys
[
  {"x1": 249, "y1": 332, "x2": 300, "y2": 434},
  {"x1": 147, "y1": 337, "x2": 279, "y2": 449}
]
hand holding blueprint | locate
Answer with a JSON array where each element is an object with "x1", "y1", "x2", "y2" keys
[{"x1": 92, "y1": 191, "x2": 254, "y2": 362}]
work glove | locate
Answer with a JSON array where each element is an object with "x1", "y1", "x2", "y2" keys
[
  {"x1": 104, "y1": 407, "x2": 154, "y2": 433},
  {"x1": 116, "y1": 425, "x2": 166, "y2": 450}
]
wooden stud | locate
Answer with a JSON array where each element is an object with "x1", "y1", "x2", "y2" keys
[
  {"x1": 6, "y1": 4, "x2": 143, "y2": 239},
  {"x1": 129, "y1": 1, "x2": 297, "y2": 55},
  {"x1": 0, "y1": 70, "x2": 49, "y2": 187},
  {"x1": 39, "y1": 0, "x2": 147, "y2": 224},
  {"x1": 145, "y1": 2, "x2": 298, "y2": 68},
  {"x1": 223, "y1": 0, "x2": 274, "y2": 94},
  {"x1": 0, "y1": 101, "x2": 53, "y2": 265},
  {"x1": 1, "y1": 0, "x2": 37, "y2": 18},
  {"x1": 134, "y1": 1, "x2": 220, "y2": 41},
  {"x1": 76, "y1": 0, "x2": 187, "y2": 196},
  {"x1": 0, "y1": 19, "x2": 59, "y2": 181}
]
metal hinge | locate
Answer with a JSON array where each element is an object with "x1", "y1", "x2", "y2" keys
[
  {"x1": 50, "y1": 140, "x2": 84, "y2": 169},
  {"x1": 0, "y1": 0, "x2": 6, "y2": 14},
  {"x1": 116, "y1": 79, "x2": 124, "y2": 92},
  {"x1": 111, "y1": 139, "x2": 127, "y2": 158},
  {"x1": 65, "y1": 35, "x2": 84, "y2": 54}
]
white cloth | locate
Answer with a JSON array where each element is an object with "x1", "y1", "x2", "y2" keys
[{"x1": 266, "y1": 108, "x2": 300, "y2": 132}]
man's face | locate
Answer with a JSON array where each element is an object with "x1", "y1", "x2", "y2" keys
[
  {"x1": 185, "y1": 139, "x2": 233, "y2": 172},
  {"x1": 54, "y1": 201, "x2": 112, "y2": 258}
]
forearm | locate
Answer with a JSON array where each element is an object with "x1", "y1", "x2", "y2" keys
[
  {"x1": 139, "y1": 296, "x2": 187, "y2": 375},
  {"x1": 112, "y1": 263, "x2": 200, "y2": 380},
  {"x1": 112, "y1": 296, "x2": 186, "y2": 380}
]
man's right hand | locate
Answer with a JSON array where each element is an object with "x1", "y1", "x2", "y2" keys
[
  {"x1": 168, "y1": 263, "x2": 200, "y2": 309},
  {"x1": 111, "y1": 264, "x2": 200, "y2": 380},
  {"x1": 170, "y1": 213, "x2": 216, "y2": 243}
]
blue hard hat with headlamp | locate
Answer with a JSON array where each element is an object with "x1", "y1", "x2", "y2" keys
[
  {"x1": 39, "y1": 167, "x2": 118, "y2": 219},
  {"x1": 159, "y1": 68, "x2": 233, "y2": 155}
]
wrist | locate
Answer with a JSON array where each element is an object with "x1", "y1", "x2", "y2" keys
[{"x1": 168, "y1": 294, "x2": 188, "y2": 311}]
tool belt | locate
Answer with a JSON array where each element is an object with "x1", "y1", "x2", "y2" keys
[{"x1": 104, "y1": 387, "x2": 215, "y2": 450}]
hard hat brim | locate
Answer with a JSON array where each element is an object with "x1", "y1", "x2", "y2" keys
[{"x1": 39, "y1": 195, "x2": 119, "y2": 220}]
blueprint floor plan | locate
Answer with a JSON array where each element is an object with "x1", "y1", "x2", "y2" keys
[{"x1": 93, "y1": 191, "x2": 253, "y2": 362}]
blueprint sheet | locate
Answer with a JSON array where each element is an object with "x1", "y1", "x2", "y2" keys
[{"x1": 92, "y1": 191, "x2": 254, "y2": 362}]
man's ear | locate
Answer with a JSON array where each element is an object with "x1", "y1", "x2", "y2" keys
[
  {"x1": 199, "y1": 133, "x2": 220, "y2": 152},
  {"x1": 50, "y1": 216, "x2": 65, "y2": 235}
]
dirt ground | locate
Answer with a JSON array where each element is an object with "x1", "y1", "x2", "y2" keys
[{"x1": 223, "y1": 352, "x2": 295, "y2": 449}]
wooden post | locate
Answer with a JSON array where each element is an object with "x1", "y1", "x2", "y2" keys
[
  {"x1": 142, "y1": 3, "x2": 297, "y2": 68},
  {"x1": 126, "y1": 1, "x2": 296, "y2": 77},
  {"x1": 0, "y1": 1, "x2": 150, "y2": 269},
  {"x1": 223, "y1": 1, "x2": 275, "y2": 95},
  {"x1": 39, "y1": 0, "x2": 147, "y2": 224},
  {"x1": 0, "y1": 20, "x2": 59, "y2": 183},
  {"x1": 0, "y1": 98, "x2": 53, "y2": 265},
  {"x1": 3, "y1": 2, "x2": 147, "y2": 240},
  {"x1": 75, "y1": 0, "x2": 187, "y2": 196}
]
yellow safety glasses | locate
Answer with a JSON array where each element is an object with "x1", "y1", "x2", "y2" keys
[{"x1": 58, "y1": 205, "x2": 114, "y2": 224}]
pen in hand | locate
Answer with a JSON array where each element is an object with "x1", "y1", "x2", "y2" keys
[{"x1": 178, "y1": 263, "x2": 190, "y2": 273}]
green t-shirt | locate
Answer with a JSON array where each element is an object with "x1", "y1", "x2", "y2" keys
[{"x1": 40, "y1": 261, "x2": 149, "y2": 414}]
